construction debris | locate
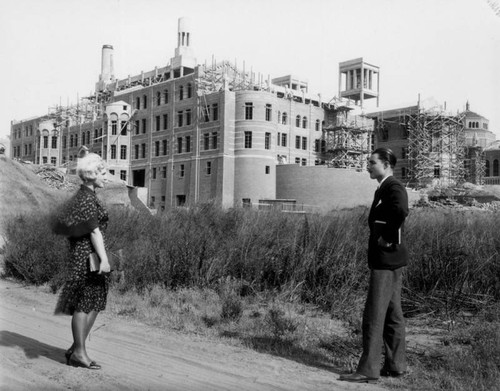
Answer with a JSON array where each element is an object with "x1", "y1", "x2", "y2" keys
[{"x1": 33, "y1": 165, "x2": 79, "y2": 191}]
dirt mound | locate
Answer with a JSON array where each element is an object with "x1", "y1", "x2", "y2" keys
[
  {"x1": 0, "y1": 157, "x2": 71, "y2": 228},
  {"x1": 0, "y1": 157, "x2": 135, "y2": 246}
]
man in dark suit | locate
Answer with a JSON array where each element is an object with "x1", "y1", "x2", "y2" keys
[{"x1": 340, "y1": 147, "x2": 409, "y2": 383}]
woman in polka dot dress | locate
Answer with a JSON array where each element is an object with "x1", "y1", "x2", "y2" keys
[{"x1": 54, "y1": 151, "x2": 110, "y2": 370}]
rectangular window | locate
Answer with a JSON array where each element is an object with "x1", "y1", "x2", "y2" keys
[
  {"x1": 142, "y1": 118, "x2": 147, "y2": 134},
  {"x1": 155, "y1": 141, "x2": 160, "y2": 156},
  {"x1": 162, "y1": 140, "x2": 168, "y2": 155},
  {"x1": 152, "y1": 167, "x2": 157, "y2": 179},
  {"x1": 42, "y1": 156, "x2": 47, "y2": 164},
  {"x1": 43, "y1": 136, "x2": 48, "y2": 148},
  {"x1": 179, "y1": 164, "x2": 185, "y2": 178},
  {"x1": 212, "y1": 132, "x2": 217, "y2": 149},
  {"x1": 245, "y1": 103, "x2": 253, "y2": 120},
  {"x1": 212, "y1": 103, "x2": 218, "y2": 121},
  {"x1": 134, "y1": 144, "x2": 139, "y2": 159},
  {"x1": 120, "y1": 170, "x2": 127, "y2": 181},
  {"x1": 111, "y1": 120, "x2": 117, "y2": 135},
  {"x1": 301, "y1": 158, "x2": 307, "y2": 166},
  {"x1": 314, "y1": 139, "x2": 320, "y2": 152},
  {"x1": 163, "y1": 114, "x2": 168, "y2": 130},
  {"x1": 295, "y1": 136, "x2": 301, "y2": 149},
  {"x1": 141, "y1": 143, "x2": 146, "y2": 158},
  {"x1": 265, "y1": 165, "x2": 270, "y2": 174},
  {"x1": 206, "y1": 161, "x2": 212, "y2": 175},
  {"x1": 277, "y1": 132, "x2": 281, "y2": 146},
  {"x1": 265, "y1": 104, "x2": 272, "y2": 121},
  {"x1": 120, "y1": 145, "x2": 127, "y2": 160},
  {"x1": 135, "y1": 97, "x2": 140, "y2": 110},
  {"x1": 155, "y1": 116, "x2": 160, "y2": 131},
  {"x1": 244, "y1": 131, "x2": 252, "y2": 148},
  {"x1": 135, "y1": 120, "x2": 140, "y2": 135},
  {"x1": 51, "y1": 157, "x2": 57, "y2": 165},
  {"x1": 295, "y1": 157, "x2": 300, "y2": 164},
  {"x1": 186, "y1": 136, "x2": 191, "y2": 153},
  {"x1": 177, "y1": 137, "x2": 183, "y2": 153},
  {"x1": 51, "y1": 136, "x2": 57, "y2": 149},
  {"x1": 302, "y1": 137, "x2": 307, "y2": 150},
  {"x1": 156, "y1": 91, "x2": 161, "y2": 106},
  {"x1": 143, "y1": 95, "x2": 148, "y2": 109},
  {"x1": 204, "y1": 133, "x2": 210, "y2": 150},
  {"x1": 282, "y1": 133, "x2": 287, "y2": 147},
  {"x1": 120, "y1": 121, "x2": 127, "y2": 135},
  {"x1": 177, "y1": 111, "x2": 183, "y2": 127},
  {"x1": 164, "y1": 90, "x2": 169, "y2": 104},
  {"x1": 265, "y1": 132, "x2": 271, "y2": 150},
  {"x1": 162, "y1": 166, "x2": 167, "y2": 178},
  {"x1": 111, "y1": 145, "x2": 116, "y2": 159},
  {"x1": 186, "y1": 109, "x2": 192, "y2": 126}
]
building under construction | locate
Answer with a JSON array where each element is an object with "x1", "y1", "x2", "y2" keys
[
  {"x1": 367, "y1": 102, "x2": 472, "y2": 188},
  {"x1": 9, "y1": 17, "x2": 496, "y2": 210}
]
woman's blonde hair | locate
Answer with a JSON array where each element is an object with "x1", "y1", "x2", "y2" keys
[{"x1": 77, "y1": 152, "x2": 106, "y2": 182}]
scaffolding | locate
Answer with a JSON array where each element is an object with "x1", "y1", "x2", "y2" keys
[
  {"x1": 195, "y1": 60, "x2": 270, "y2": 95},
  {"x1": 47, "y1": 98, "x2": 99, "y2": 130},
  {"x1": 377, "y1": 108, "x2": 467, "y2": 187},
  {"x1": 322, "y1": 104, "x2": 374, "y2": 171},
  {"x1": 465, "y1": 146, "x2": 485, "y2": 185}
]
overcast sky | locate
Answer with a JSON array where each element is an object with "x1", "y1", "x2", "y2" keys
[{"x1": 1, "y1": 0, "x2": 499, "y2": 139}]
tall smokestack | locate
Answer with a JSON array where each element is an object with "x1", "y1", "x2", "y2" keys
[{"x1": 100, "y1": 44, "x2": 114, "y2": 83}]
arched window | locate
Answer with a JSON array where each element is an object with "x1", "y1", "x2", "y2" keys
[
  {"x1": 157, "y1": 91, "x2": 161, "y2": 106},
  {"x1": 302, "y1": 116, "x2": 307, "y2": 129},
  {"x1": 282, "y1": 112, "x2": 287, "y2": 125},
  {"x1": 494, "y1": 159, "x2": 499, "y2": 176},
  {"x1": 179, "y1": 85, "x2": 184, "y2": 101},
  {"x1": 315, "y1": 119, "x2": 320, "y2": 131},
  {"x1": 87, "y1": 131, "x2": 91, "y2": 144},
  {"x1": 485, "y1": 160, "x2": 490, "y2": 177},
  {"x1": 187, "y1": 83, "x2": 192, "y2": 98},
  {"x1": 296, "y1": 115, "x2": 301, "y2": 127},
  {"x1": 475, "y1": 121, "x2": 479, "y2": 128},
  {"x1": 82, "y1": 132, "x2": 86, "y2": 145},
  {"x1": 164, "y1": 89, "x2": 169, "y2": 104}
]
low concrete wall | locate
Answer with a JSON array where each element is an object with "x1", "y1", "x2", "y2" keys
[{"x1": 276, "y1": 165, "x2": 377, "y2": 211}]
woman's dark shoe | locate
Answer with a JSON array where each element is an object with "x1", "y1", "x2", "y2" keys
[
  {"x1": 68, "y1": 354, "x2": 101, "y2": 370},
  {"x1": 64, "y1": 348, "x2": 73, "y2": 365}
]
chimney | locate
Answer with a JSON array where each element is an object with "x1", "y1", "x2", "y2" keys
[{"x1": 100, "y1": 44, "x2": 114, "y2": 83}]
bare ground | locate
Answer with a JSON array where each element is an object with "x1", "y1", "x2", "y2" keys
[{"x1": 0, "y1": 278, "x2": 386, "y2": 391}]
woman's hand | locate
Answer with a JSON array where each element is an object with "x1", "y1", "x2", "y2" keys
[{"x1": 99, "y1": 255, "x2": 111, "y2": 274}]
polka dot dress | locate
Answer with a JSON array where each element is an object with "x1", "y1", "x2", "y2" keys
[{"x1": 54, "y1": 185, "x2": 109, "y2": 315}]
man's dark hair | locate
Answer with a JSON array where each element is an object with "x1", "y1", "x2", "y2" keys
[{"x1": 373, "y1": 147, "x2": 397, "y2": 168}]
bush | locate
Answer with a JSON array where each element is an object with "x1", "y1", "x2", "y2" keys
[
  {"x1": 3, "y1": 203, "x2": 500, "y2": 317},
  {"x1": 2, "y1": 212, "x2": 69, "y2": 289}
]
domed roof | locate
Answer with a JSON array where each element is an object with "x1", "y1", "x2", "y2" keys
[{"x1": 461, "y1": 101, "x2": 487, "y2": 120}]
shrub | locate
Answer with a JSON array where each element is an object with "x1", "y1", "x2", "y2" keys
[{"x1": 2, "y1": 212, "x2": 69, "y2": 289}]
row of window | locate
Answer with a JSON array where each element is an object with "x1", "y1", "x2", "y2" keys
[
  {"x1": 134, "y1": 83, "x2": 194, "y2": 110},
  {"x1": 468, "y1": 121, "x2": 488, "y2": 130},
  {"x1": 244, "y1": 102, "x2": 322, "y2": 130},
  {"x1": 12, "y1": 125, "x2": 34, "y2": 139},
  {"x1": 243, "y1": 131, "x2": 324, "y2": 152}
]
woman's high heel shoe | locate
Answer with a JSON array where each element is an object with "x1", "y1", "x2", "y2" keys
[
  {"x1": 65, "y1": 349, "x2": 73, "y2": 365},
  {"x1": 68, "y1": 353, "x2": 101, "y2": 370}
]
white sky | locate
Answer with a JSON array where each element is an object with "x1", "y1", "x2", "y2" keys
[{"x1": 1, "y1": 0, "x2": 499, "y2": 139}]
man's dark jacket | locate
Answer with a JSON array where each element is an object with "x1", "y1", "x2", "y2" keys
[{"x1": 368, "y1": 176, "x2": 409, "y2": 270}]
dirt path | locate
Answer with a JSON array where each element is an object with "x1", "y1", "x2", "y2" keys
[{"x1": 0, "y1": 279, "x2": 385, "y2": 391}]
